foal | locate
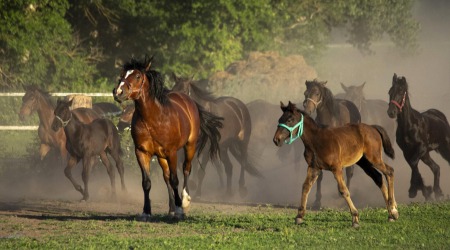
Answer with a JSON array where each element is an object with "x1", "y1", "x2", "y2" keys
[
  {"x1": 51, "y1": 99, "x2": 126, "y2": 201},
  {"x1": 274, "y1": 101, "x2": 398, "y2": 227}
]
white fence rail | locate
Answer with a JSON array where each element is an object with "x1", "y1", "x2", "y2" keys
[{"x1": 1, "y1": 92, "x2": 114, "y2": 131}]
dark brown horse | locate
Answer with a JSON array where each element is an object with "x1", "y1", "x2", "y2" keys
[
  {"x1": 339, "y1": 82, "x2": 396, "y2": 139},
  {"x1": 18, "y1": 85, "x2": 99, "y2": 162},
  {"x1": 274, "y1": 101, "x2": 398, "y2": 227},
  {"x1": 387, "y1": 73, "x2": 450, "y2": 200},
  {"x1": 172, "y1": 74, "x2": 262, "y2": 198},
  {"x1": 51, "y1": 99, "x2": 126, "y2": 201},
  {"x1": 112, "y1": 56, "x2": 222, "y2": 220},
  {"x1": 303, "y1": 79, "x2": 361, "y2": 208}
]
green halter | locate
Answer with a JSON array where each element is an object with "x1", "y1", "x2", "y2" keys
[{"x1": 277, "y1": 114, "x2": 304, "y2": 144}]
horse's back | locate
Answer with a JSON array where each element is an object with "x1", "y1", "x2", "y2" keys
[
  {"x1": 72, "y1": 107, "x2": 100, "y2": 123},
  {"x1": 423, "y1": 109, "x2": 450, "y2": 142}
]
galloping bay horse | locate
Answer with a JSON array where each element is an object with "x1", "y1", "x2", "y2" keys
[
  {"x1": 172, "y1": 74, "x2": 262, "y2": 198},
  {"x1": 303, "y1": 79, "x2": 361, "y2": 208},
  {"x1": 274, "y1": 101, "x2": 398, "y2": 227},
  {"x1": 113, "y1": 56, "x2": 223, "y2": 220},
  {"x1": 387, "y1": 73, "x2": 450, "y2": 200}
]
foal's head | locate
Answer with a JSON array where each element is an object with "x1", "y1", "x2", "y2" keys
[
  {"x1": 273, "y1": 101, "x2": 304, "y2": 147},
  {"x1": 387, "y1": 73, "x2": 408, "y2": 118},
  {"x1": 51, "y1": 99, "x2": 73, "y2": 131}
]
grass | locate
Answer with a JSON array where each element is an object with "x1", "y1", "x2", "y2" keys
[{"x1": 0, "y1": 201, "x2": 449, "y2": 249}]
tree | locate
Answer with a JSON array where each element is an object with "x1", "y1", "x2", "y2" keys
[{"x1": 0, "y1": 0, "x2": 98, "y2": 90}]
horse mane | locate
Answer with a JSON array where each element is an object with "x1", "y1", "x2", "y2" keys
[
  {"x1": 123, "y1": 57, "x2": 170, "y2": 105},
  {"x1": 189, "y1": 81, "x2": 217, "y2": 102},
  {"x1": 288, "y1": 102, "x2": 328, "y2": 129},
  {"x1": 308, "y1": 80, "x2": 341, "y2": 117}
]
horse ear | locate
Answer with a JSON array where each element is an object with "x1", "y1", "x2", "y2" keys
[
  {"x1": 321, "y1": 81, "x2": 327, "y2": 86},
  {"x1": 359, "y1": 82, "x2": 366, "y2": 90},
  {"x1": 340, "y1": 82, "x2": 348, "y2": 92},
  {"x1": 393, "y1": 73, "x2": 398, "y2": 82},
  {"x1": 145, "y1": 55, "x2": 154, "y2": 72},
  {"x1": 67, "y1": 98, "x2": 73, "y2": 107}
]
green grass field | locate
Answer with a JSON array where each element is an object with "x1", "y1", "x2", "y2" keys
[{"x1": 0, "y1": 200, "x2": 449, "y2": 249}]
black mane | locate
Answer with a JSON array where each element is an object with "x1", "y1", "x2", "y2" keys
[{"x1": 123, "y1": 57, "x2": 170, "y2": 105}]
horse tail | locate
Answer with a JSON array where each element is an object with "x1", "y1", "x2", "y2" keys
[
  {"x1": 371, "y1": 125, "x2": 395, "y2": 159},
  {"x1": 196, "y1": 104, "x2": 223, "y2": 161}
]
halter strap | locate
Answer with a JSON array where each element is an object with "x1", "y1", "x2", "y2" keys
[
  {"x1": 55, "y1": 113, "x2": 72, "y2": 127},
  {"x1": 390, "y1": 92, "x2": 406, "y2": 112},
  {"x1": 277, "y1": 114, "x2": 304, "y2": 144}
]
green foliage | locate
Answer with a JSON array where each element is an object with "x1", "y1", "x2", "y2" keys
[
  {"x1": 0, "y1": 0, "x2": 419, "y2": 90},
  {"x1": 0, "y1": 201, "x2": 449, "y2": 249}
]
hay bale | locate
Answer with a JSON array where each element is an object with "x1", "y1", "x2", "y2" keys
[{"x1": 65, "y1": 95, "x2": 92, "y2": 110}]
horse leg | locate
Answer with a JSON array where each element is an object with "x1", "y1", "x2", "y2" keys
[
  {"x1": 345, "y1": 165, "x2": 354, "y2": 188},
  {"x1": 181, "y1": 143, "x2": 196, "y2": 214},
  {"x1": 158, "y1": 155, "x2": 183, "y2": 218},
  {"x1": 195, "y1": 151, "x2": 210, "y2": 198},
  {"x1": 221, "y1": 147, "x2": 234, "y2": 197},
  {"x1": 64, "y1": 156, "x2": 83, "y2": 196},
  {"x1": 312, "y1": 170, "x2": 323, "y2": 210},
  {"x1": 81, "y1": 156, "x2": 95, "y2": 201},
  {"x1": 229, "y1": 142, "x2": 248, "y2": 198},
  {"x1": 371, "y1": 160, "x2": 399, "y2": 221},
  {"x1": 406, "y1": 155, "x2": 432, "y2": 200},
  {"x1": 135, "y1": 150, "x2": 152, "y2": 220},
  {"x1": 296, "y1": 166, "x2": 320, "y2": 225},
  {"x1": 99, "y1": 152, "x2": 116, "y2": 198},
  {"x1": 110, "y1": 149, "x2": 127, "y2": 192},
  {"x1": 332, "y1": 168, "x2": 359, "y2": 228},
  {"x1": 421, "y1": 153, "x2": 443, "y2": 200},
  {"x1": 39, "y1": 143, "x2": 51, "y2": 161}
]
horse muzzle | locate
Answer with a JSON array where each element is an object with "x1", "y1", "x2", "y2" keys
[
  {"x1": 387, "y1": 104, "x2": 397, "y2": 118},
  {"x1": 113, "y1": 87, "x2": 127, "y2": 103}
]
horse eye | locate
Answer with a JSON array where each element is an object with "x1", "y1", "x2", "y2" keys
[{"x1": 136, "y1": 74, "x2": 141, "y2": 79}]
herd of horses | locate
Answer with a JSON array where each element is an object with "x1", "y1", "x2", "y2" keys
[{"x1": 18, "y1": 56, "x2": 450, "y2": 227}]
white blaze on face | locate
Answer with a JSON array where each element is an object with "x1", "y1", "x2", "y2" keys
[{"x1": 116, "y1": 70, "x2": 134, "y2": 95}]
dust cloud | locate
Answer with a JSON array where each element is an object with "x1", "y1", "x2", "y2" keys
[{"x1": 1, "y1": 2, "x2": 449, "y2": 213}]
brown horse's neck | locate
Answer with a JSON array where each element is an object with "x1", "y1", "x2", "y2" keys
[
  {"x1": 134, "y1": 95, "x2": 166, "y2": 124},
  {"x1": 36, "y1": 94, "x2": 56, "y2": 129},
  {"x1": 316, "y1": 104, "x2": 339, "y2": 127},
  {"x1": 299, "y1": 113, "x2": 319, "y2": 145}
]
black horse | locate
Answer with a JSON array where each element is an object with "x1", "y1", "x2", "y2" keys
[
  {"x1": 172, "y1": 74, "x2": 263, "y2": 198},
  {"x1": 303, "y1": 79, "x2": 361, "y2": 209},
  {"x1": 387, "y1": 73, "x2": 450, "y2": 200},
  {"x1": 51, "y1": 99, "x2": 126, "y2": 201}
]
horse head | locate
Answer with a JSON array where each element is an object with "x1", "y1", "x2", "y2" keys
[
  {"x1": 113, "y1": 56, "x2": 153, "y2": 103},
  {"x1": 387, "y1": 73, "x2": 408, "y2": 118},
  {"x1": 340, "y1": 82, "x2": 366, "y2": 110},
  {"x1": 171, "y1": 73, "x2": 194, "y2": 95},
  {"x1": 273, "y1": 101, "x2": 304, "y2": 147},
  {"x1": 19, "y1": 85, "x2": 41, "y2": 121},
  {"x1": 303, "y1": 79, "x2": 327, "y2": 115},
  {"x1": 51, "y1": 99, "x2": 73, "y2": 131}
]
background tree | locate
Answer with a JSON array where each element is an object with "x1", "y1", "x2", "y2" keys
[{"x1": 0, "y1": 0, "x2": 420, "y2": 90}]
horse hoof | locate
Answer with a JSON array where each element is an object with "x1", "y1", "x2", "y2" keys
[
  {"x1": 239, "y1": 186, "x2": 248, "y2": 198},
  {"x1": 423, "y1": 186, "x2": 433, "y2": 200},
  {"x1": 136, "y1": 213, "x2": 151, "y2": 222},
  {"x1": 408, "y1": 188, "x2": 418, "y2": 198},
  {"x1": 390, "y1": 208, "x2": 399, "y2": 221},
  {"x1": 175, "y1": 207, "x2": 185, "y2": 220},
  {"x1": 295, "y1": 217, "x2": 304, "y2": 225},
  {"x1": 311, "y1": 202, "x2": 321, "y2": 211},
  {"x1": 352, "y1": 222, "x2": 360, "y2": 229}
]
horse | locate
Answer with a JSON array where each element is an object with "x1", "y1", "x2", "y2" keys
[
  {"x1": 273, "y1": 101, "x2": 398, "y2": 227},
  {"x1": 51, "y1": 99, "x2": 126, "y2": 201},
  {"x1": 112, "y1": 56, "x2": 223, "y2": 220},
  {"x1": 303, "y1": 79, "x2": 361, "y2": 209},
  {"x1": 92, "y1": 102, "x2": 122, "y2": 118},
  {"x1": 18, "y1": 85, "x2": 100, "y2": 162},
  {"x1": 172, "y1": 74, "x2": 263, "y2": 198},
  {"x1": 339, "y1": 82, "x2": 396, "y2": 139},
  {"x1": 387, "y1": 73, "x2": 450, "y2": 200},
  {"x1": 116, "y1": 103, "x2": 134, "y2": 132}
]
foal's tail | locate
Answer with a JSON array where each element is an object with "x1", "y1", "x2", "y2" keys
[
  {"x1": 196, "y1": 104, "x2": 223, "y2": 161},
  {"x1": 371, "y1": 125, "x2": 395, "y2": 159}
]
